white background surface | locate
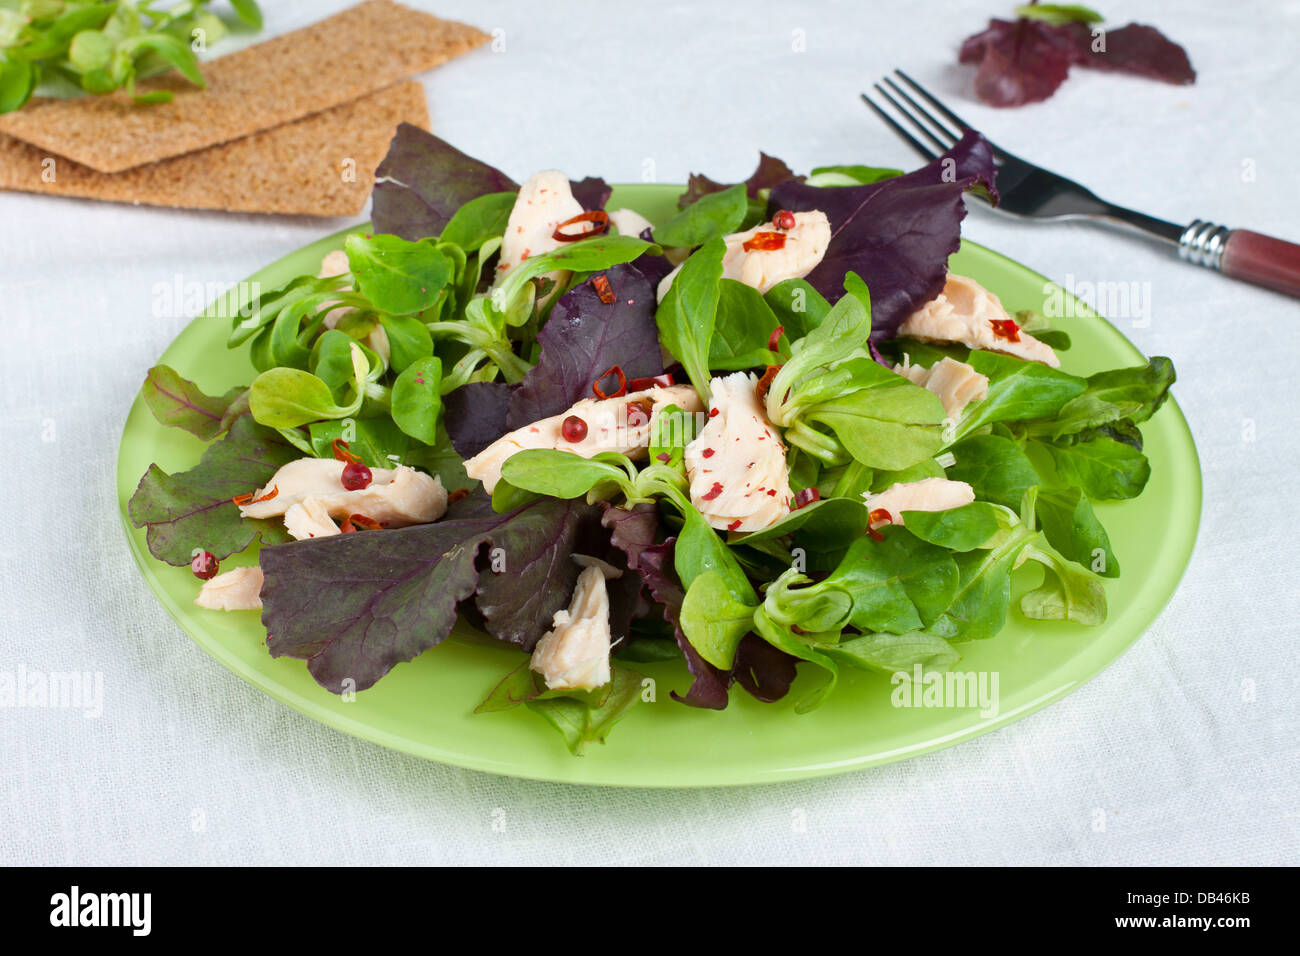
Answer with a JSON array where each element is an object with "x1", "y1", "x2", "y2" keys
[{"x1": 2, "y1": 0, "x2": 1297, "y2": 866}]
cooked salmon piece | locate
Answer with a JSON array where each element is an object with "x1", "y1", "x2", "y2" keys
[
  {"x1": 195, "y1": 566, "x2": 264, "y2": 611},
  {"x1": 684, "y1": 372, "x2": 792, "y2": 533},
  {"x1": 899, "y1": 273, "x2": 1059, "y2": 367},
  {"x1": 863, "y1": 477, "x2": 975, "y2": 525},
  {"x1": 657, "y1": 210, "x2": 832, "y2": 299},
  {"x1": 465, "y1": 384, "x2": 703, "y2": 493},
  {"x1": 895, "y1": 356, "x2": 990, "y2": 419},
  {"x1": 530, "y1": 563, "x2": 616, "y2": 690}
]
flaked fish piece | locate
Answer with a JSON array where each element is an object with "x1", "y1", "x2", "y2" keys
[
  {"x1": 863, "y1": 477, "x2": 975, "y2": 526},
  {"x1": 530, "y1": 564, "x2": 614, "y2": 691},
  {"x1": 282, "y1": 497, "x2": 341, "y2": 540},
  {"x1": 607, "y1": 207, "x2": 654, "y2": 237},
  {"x1": 495, "y1": 170, "x2": 585, "y2": 283},
  {"x1": 239, "y1": 458, "x2": 447, "y2": 528},
  {"x1": 465, "y1": 384, "x2": 702, "y2": 493},
  {"x1": 895, "y1": 356, "x2": 990, "y2": 419},
  {"x1": 195, "y1": 566, "x2": 264, "y2": 611},
  {"x1": 657, "y1": 210, "x2": 832, "y2": 299},
  {"x1": 684, "y1": 371, "x2": 792, "y2": 533},
  {"x1": 899, "y1": 273, "x2": 1059, "y2": 367}
]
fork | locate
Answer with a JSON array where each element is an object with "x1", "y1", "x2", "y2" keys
[{"x1": 864, "y1": 70, "x2": 1300, "y2": 299}]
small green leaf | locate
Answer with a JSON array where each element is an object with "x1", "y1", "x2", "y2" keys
[
  {"x1": 0, "y1": 58, "x2": 36, "y2": 113},
  {"x1": 679, "y1": 570, "x2": 757, "y2": 670},
  {"x1": 68, "y1": 30, "x2": 113, "y2": 72},
  {"x1": 652, "y1": 183, "x2": 747, "y2": 248},
  {"x1": 1014, "y1": 4, "x2": 1103, "y2": 26},
  {"x1": 345, "y1": 233, "x2": 455, "y2": 316},
  {"x1": 391, "y1": 356, "x2": 443, "y2": 445},
  {"x1": 229, "y1": 0, "x2": 264, "y2": 30}
]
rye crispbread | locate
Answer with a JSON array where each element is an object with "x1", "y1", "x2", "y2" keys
[
  {"x1": 0, "y1": 0, "x2": 485, "y2": 174},
  {"x1": 0, "y1": 82, "x2": 429, "y2": 216}
]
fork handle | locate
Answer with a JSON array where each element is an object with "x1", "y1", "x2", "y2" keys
[{"x1": 1180, "y1": 221, "x2": 1300, "y2": 298}]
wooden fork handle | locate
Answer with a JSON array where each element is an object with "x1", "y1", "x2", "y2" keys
[
  {"x1": 1221, "y1": 230, "x2": 1300, "y2": 298},
  {"x1": 1180, "y1": 221, "x2": 1300, "y2": 298}
]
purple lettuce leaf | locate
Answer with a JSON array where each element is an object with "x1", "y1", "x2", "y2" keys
[
  {"x1": 570, "y1": 176, "x2": 612, "y2": 212},
  {"x1": 259, "y1": 491, "x2": 606, "y2": 692},
  {"x1": 597, "y1": 502, "x2": 660, "y2": 644},
  {"x1": 1079, "y1": 23, "x2": 1195, "y2": 84},
  {"x1": 371, "y1": 124, "x2": 518, "y2": 241},
  {"x1": 505, "y1": 263, "x2": 664, "y2": 429},
  {"x1": 443, "y1": 380, "x2": 515, "y2": 458},
  {"x1": 128, "y1": 415, "x2": 297, "y2": 567},
  {"x1": 678, "y1": 152, "x2": 802, "y2": 209},
  {"x1": 768, "y1": 130, "x2": 998, "y2": 341},
  {"x1": 602, "y1": 506, "x2": 798, "y2": 709},
  {"x1": 141, "y1": 365, "x2": 246, "y2": 441},
  {"x1": 959, "y1": 18, "x2": 1194, "y2": 108},
  {"x1": 732, "y1": 634, "x2": 799, "y2": 702}
]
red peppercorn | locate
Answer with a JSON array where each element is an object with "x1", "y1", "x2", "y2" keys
[
  {"x1": 341, "y1": 460, "x2": 372, "y2": 490},
  {"x1": 191, "y1": 551, "x2": 219, "y2": 580},
  {"x1": 773, "y1": 209, "x2": 797, "y2": 231},
  {"x1": 561, "y1": 415, "x2": 588, "y2": 442}
]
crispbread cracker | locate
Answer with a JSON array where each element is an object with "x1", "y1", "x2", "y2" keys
[
  {"x1": 0, "y1": 82, "x2": 429, "y2": 216},
  {"x1": 0, "y1": 0, "x2": 484, "y2": 173}
]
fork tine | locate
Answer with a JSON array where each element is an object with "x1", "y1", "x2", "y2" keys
[
  {"x1": 873, "y1": 82, "x2": 952, "y2": 155},
  {"x1": 881, "y1": 76, "x2": 961, "y2": 147},
  {"x1": 859, "y1": 92, "x2": 936, "y2": 163},
  {"x1": 893, "y1": 70, "x2": 976, "y2": 137}
]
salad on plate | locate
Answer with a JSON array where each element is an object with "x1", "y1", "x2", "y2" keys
[{"x1": 128, "y1": 124, "x2": 1176, "y2": 754}]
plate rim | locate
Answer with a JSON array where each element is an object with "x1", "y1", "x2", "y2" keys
[{"x1": 115, "y1": 189, "x2": 1203, "y2": 787}]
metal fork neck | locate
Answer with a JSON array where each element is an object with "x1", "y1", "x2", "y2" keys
[{"x1": 1177, "y1": 220, "x2": 1232, "y2": 270}]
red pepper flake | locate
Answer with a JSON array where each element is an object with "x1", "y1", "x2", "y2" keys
[
  {"x1": 552, "y1": 210, "x2": 610, "y2": 242},
  {"x1": 990, "y1": 318, "x2": 1021, "y2": 342},
  {"x1": 656, "y1": 452, "x2": 671, "y2": 462},
  {"x1": 561, "y1": 415, "x2": 588, "y2": 442},
  {"x1": 231, "y1": 485, "x2": 278, "y2": 507},
  {"x1": 701, "y1": 481, "x2": 724, "y2": 501},
  {"x1": 743, "y1": 231, "x2": 786, "y2": 252},
  {"x1": 793, "y1": 487, "x2": 820, "y2": 510},
  {"x1": 767, "y1": 325, "x2": 785, "y2": 352},
  {"x1": 773, "y1": 209, "x2": 797, "y2": 231},
  {"x1": 754, "y1": 364, "x2": 782, "y2": 405},
  {"x1": 447, "y1": 488, "x2": 469, "y2": 505},
  {"x1": 702, "y1": 448, "x2": 715, "y2": 458},
  {"x1": 708, "y1": 407, "x2": 720, "y2": 418},
  {"x1": 349, "y1": 514, "x2": 383, "y2": 531},
  {"x1": 591, "y1": 364, "x2": 627, "y2": 399},
  {"x1": 767, "y1": 489, "x2": 778, "y2": 497},
  {"x1": 331, "y1": 438, "x2": 363, "y2": 465},
  {"x1": 867, "y1": 507, "x2": 893, "y2": 542},
  {"x1": 727, "y1": 520, "x2": 743, "y2": 532},
  {"x1": 627, "y1": 372, "x2": 674, "y2": 391},
  {"x1": 591, "y1": 273, "x2": 616, "y2": 304}
]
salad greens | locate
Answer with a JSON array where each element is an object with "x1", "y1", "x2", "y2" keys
[
  {"x1": 0, "y1": 0, "x2": 262, "y2": 112},
  {"x1": 130, "y1": 125, "x2": 1178, "y2": 755}
]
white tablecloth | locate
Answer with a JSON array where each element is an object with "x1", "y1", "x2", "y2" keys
[{"x1": 2, "y1": 0, "x2": 1296, "y2": 866}]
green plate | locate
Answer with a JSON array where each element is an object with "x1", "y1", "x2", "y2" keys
[{"x1": 115, "y1": 184, "x2": 1201, "y2": 786}]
